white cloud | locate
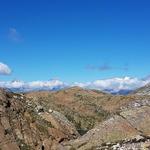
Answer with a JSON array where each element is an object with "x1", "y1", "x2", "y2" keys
[
  {"x1": 72, "y1": 77, "x2": 150, "y2": 93},
  {"x1": 0, "y1": 80, "x2": 66, "y2": 92},
  {"x1": 0, "y1": 76, "x2": 149, "y2": 93},
  {"x1": 28, "y1": 80, "x2": 66, "y2": 90},
  {"x1": 0, "y1": 62, "x2": 12, "y2": 75}
]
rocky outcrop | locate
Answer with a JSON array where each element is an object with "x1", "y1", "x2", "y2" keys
[
  {"x1": 133, "y1": 84, "x2": 150, "y2": 95},
  {"x1": 63, "y1": 106, "x2": 150, "y2": 150},
  {"x1": 0, "y1": 88, "x2": 79, "y2": 150},
  {"x1": 40, "y1": 111, "x2": 79, "y2": 139},
  {"x1": 120, "y1": 106, "x2": 150, "y2": 136},
  {"x1": 120, "y1": 99, "x2": 150, "y2": 111}
]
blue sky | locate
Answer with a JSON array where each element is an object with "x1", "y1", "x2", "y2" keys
[{"x1": 0, "y1": 0, "x2": 150, "y2": 84}]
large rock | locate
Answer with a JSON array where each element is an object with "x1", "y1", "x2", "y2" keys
[
  {"x1": 63, "y1": 106, "x2": 150, "y2": 150},
  {"x1": 120, "y1": 106, "x2": 150, "y2": 136},
  {"x1": 64, "y1": 116, "x2": 139, "y2": 149},
  {"x1": 40, "y1": 110, "x2": 80, "y2": 139}
]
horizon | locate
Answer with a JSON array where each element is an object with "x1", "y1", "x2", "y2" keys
[{"x1": 1, "y1": 0, "x2": 150, "y2": 92}]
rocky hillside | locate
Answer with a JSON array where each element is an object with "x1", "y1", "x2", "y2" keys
[
  {"x1": 63, "y1": 105, "x2": 150, "y2": 150},
  {"x1": 0, "y1": 87, "x2": 150, "y2": 150},
  {"x1": 133, "y1": 83, "x2": 150, "y2": 95},
  {"x1": 25, "y1": 87, "x2": 150, "y2": 133},
  {"x1": 25, "y1": 87, "x2": 111, "y2": 134},
  {"x1": 0, "y1": 88, "x2": 79, "y2": 150}
]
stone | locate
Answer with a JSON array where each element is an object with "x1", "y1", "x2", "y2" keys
[
  {"x1": 36, "y1": 105, "x2": 44, "y2": 113},
  {"x1": 49, "y1": 109, "x2": 53, "y2": 113}
]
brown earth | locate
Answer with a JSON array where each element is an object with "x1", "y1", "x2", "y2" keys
[
  {"x1": 0, "y1": 88, "x2": 79, "y2": 150},
  {"x1": 0, "y1": 86, "x2": 150, "y2": 150}
]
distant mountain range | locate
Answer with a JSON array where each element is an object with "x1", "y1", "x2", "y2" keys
[
  {"x1": 104, "y1": 89, "x2": 133, "y2": 95},
  {"x1": 1, "y1": 78, "x2": 150, "y2": 95},
  {"x1": 5, "y1": 85, "x2": 143, "y2": 95},
  {"x1": 8, "y1": 86, "x2": 134, "y2": 95}
]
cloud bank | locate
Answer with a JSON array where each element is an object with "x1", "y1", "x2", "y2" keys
[
  {"x1": 73, "y1": 77, "x2": 150, "y2": 93},
  {"x1": 0, "y1": 62, "x2": 12, "y2": 75},
  {"x1": 0, "y1": 80, "x2": 66, "y2": 92},
  {"x1": 0, "y1": 77, "x2": 149, "y2": 93}
]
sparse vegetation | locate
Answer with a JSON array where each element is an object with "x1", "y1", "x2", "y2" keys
[
  {"x1": 1, "y1": 87, "x2": 150, "y2": 150},
  {"x1": 16, "y1": 139, "x2": 32, "y2": 150}
]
